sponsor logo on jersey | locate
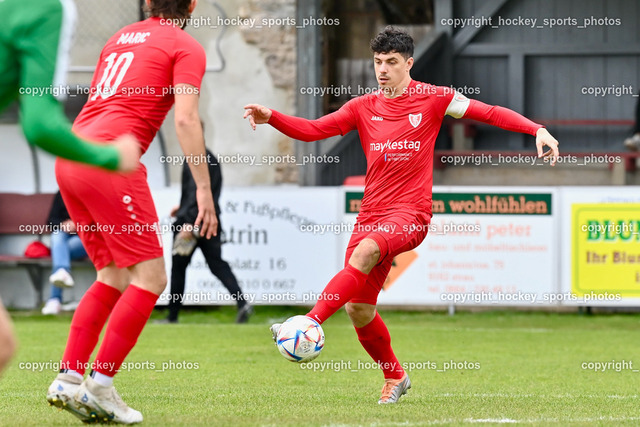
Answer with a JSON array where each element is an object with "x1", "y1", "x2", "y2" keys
[
  {"x1": 408, "y1": 113, "x2": 422, "y2": 128},
  {"x1": 117, "y1": 32, "x2": 151, "y2": 45},
  {"x1": 370, "y1": 139, "x2": 421, "y2": 152},
  {"x1": 371, "y1": 115, "x2": 384, "y2": 121},
  {"x1": 384, "y1": 153, "x2": 413, "y2": 162}
]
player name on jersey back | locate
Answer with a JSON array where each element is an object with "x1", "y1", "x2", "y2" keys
[{"x1": 117, "y1": 32, "x2": 151, "y2": 45}]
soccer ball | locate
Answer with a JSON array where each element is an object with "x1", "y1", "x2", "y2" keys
[{"x1": 276, "y1": 315, "x2": 325, "y2": 363}]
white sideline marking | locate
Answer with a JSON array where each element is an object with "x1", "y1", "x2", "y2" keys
[
  {"x1": 435, "y1": 392, "x2": 639, "y2": 399},
  {"x1": 361, "y1": 415, "x2": 640, "y2": 426},
  {"x1": 325, "y1": 395, "x2": 640, "y2": 427},
  {"x1": 463, "y1": 416, "x2": 640, "y2": 424},
  {"x1": 393, "y1": 325, "x2": 553, "y2": 334}
]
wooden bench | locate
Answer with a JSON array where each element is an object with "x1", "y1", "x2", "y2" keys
[{"x1": 0, "y1": 193, "x2": 92, "y2": 306}]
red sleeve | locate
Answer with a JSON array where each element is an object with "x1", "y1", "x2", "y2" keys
[
  {"x1": 432, "y1": 85, "x2": 456, "y2": 118},
  {"x1": 463, "y1": 99, "x2": 543, "y2": 136},
  {"x1": 173, "y1": 32, "x2": 206, "y2": 90},
  {"x1": 268, "y1": 98, "x2": 358, "y2": 142}
]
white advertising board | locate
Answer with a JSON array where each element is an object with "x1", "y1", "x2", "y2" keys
[
  {"x1": 153, "y1": 187, "x2": 342, "y2": 306},
  {"x1": 147, "y1": 185, "x2": 640, "y2": 308},
  {"x1": 343, "y1": 186, "x2": 558, "y2": 306}
]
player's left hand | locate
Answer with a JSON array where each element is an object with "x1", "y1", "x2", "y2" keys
[
  {"x1": 194, "y1": 188, "x2": 218, "y2": 239},
  {"x1": 536, "y1": 127, "x2": 560, "y2": 166}
]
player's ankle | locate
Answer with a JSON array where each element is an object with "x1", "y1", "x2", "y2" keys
[{"x1": 90, "y1": 370, "x2": 114, "y2": 387}]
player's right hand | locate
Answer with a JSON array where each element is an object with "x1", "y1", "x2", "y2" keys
[
  {"x1": 194, "y1": 187, "x2": 218, "y2": 239},
  {"x1": 113, "y1": 134, "x2": 141, "y2": 172},
  {"x1": 243, "y1": 104, "x2": 272, "y2": 130}
]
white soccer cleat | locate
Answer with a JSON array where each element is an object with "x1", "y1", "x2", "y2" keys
[
  {"x1": 49, "y1": 268, "x2": 75, "y2": 288},
  {"x1": 41, "y1": 298, "x2": 62, "y2": 315},
  {"x1": 75, "y1": 377, "x2": 143, "y2": 424},
  {"x1": 46, "y1": 373, "x2": 91, "y2": 422},
  {"x1": 378, "y1": 372, "x2": 411, "y2": 404},
  {"x1": 61, "y1": 300, "x2": 80, "y2": 312},
  {"x1": 270, "y1": 323, "x2": 282, "y2": 343}
]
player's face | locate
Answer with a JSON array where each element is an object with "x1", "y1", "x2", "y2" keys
[{"x1": 373, "y1": 52, "x2": 413, "y2": 92}]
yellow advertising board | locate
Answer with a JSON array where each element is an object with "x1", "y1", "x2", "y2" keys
[{"x1": 572, "y1": 203, "x2": 640, "y2": 296}]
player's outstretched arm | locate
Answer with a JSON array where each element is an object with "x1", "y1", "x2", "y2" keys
[
  {"x1": 174, "y1": 85, "x2": 218, "y2": 239},
  {"x1": 459, "y1": 98, "x2": 560, "y2": 165},
  {"x1": 243, "y1": 103, "x2": 353, "y2": 142}
]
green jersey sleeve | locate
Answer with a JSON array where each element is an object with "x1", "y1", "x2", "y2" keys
[{"x1": 0, "y1": 0, "x2": 121, "y2": 170}]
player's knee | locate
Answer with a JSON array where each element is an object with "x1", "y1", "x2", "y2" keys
[
  {"x1": 349, "y1": 239, "x2": 380, "y2": 272},
  {"x1": 345, "y1": 302, "x2": 376, "y2": 327},
  {"x1": 133, "y1": 267, "x2": 167, "y2": 295},
  {"x1": 126, "y1": 257, "x2": 167, "y2": 294},
  {"x1": 134, "y1": 271, "x2": 167, "y2": 295},
  {"x1": 97, "y1": 265, "x2": 129, "y2": 291},
  {"x1": 155, "y1": 270, "x2": 168, "y2": 293}
]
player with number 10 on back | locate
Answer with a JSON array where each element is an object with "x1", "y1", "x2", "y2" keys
[
  {"x1": 46, "y1": 0, "x2": 217, "y2": 424},
  {"x1": 245, "y1": 26, "x2": 560, "y2": 405}
]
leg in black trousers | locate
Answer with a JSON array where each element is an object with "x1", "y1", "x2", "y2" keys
[
  {"x1": 197, "y1": 234, "x2": 252, "y2": 322},
  {"x1": 168, "y1": 234, "x2": 195, "y2": 322}
]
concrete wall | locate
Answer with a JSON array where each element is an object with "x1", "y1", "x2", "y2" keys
[{"x1": 165, "y1": 0, "x2": 297, "y2": 186}]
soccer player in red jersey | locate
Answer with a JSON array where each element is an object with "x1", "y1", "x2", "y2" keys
[
  {"x1": 46, "y1": 0, "x2": 217, "y2": 423},
  {"x1": 245, "y1": 26, "x2": 559, "y2": 404},
  {"x1": 0, "y1": 0, "x2": 142, "y2": 377}
]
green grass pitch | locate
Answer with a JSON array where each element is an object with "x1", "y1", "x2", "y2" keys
[{"x1": 1, "y1": 307, "x2": 640, "y2": 426}]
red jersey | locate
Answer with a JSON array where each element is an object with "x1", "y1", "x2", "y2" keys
[
  {"x1": 268, "y1": 80, "x2": 542, "y2": 214},
  {"x1": 73, "y1": 17, "x2": 206, "y2": 153}
]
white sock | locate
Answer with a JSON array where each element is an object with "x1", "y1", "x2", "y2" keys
[
  {"x1": 91, "y1": 371, "x2": 114, "y2": 387},
  {"x1": 65, "y1": 370, "x2": 83, "y2": 382}
]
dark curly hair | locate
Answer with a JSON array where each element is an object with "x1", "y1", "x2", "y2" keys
[
  {"x1": 370, "y1": 26, "x2": 414, "y2": 59},
  {"x1": 147, "y1": 0, "x2": 192, "y2": 20}
]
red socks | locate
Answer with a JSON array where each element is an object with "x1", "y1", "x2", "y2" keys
[
  {"x1": 306, "y1": 264, "x2": 368, "y2": 324},
  {"x1": 62, "y1": 281, "x2": 121, "y2": 374},
  {"x1": 61, "y1": 283, "x2": 158, "y2": 378},
  {"x1": 93, "y1": 285, "x2": 159, "y2": 377},
  {"x1": 355, "y1": 312, "x2": 404, "y2": 379},
  {"x1": 305, "y1": 264, "x2": 403, "y2": 380}
]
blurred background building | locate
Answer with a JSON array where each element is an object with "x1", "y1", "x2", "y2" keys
[{"x1": 1, "y1": 0, "x2": 639, "y2": 192}]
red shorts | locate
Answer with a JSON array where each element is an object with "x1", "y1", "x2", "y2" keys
[
  {"x1": 346, "y1": 209, "x2": 431, "y2": 305},
  {"x1": 55, "y1": 158, "x2": 163, "y2": 270}
]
